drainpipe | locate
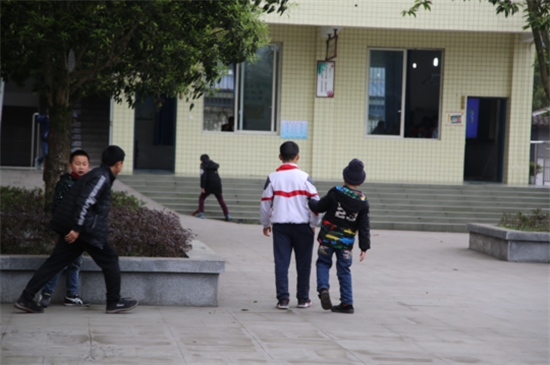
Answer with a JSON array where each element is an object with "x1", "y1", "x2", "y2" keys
[{"x1": 109, "y1": 97, "x2": 114, "y2": 145}]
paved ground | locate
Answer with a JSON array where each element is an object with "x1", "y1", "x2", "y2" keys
[{"x1": 1, "y1": 168, "x2": 548, "y2": 364}]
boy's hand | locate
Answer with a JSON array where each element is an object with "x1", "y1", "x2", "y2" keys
[
  {"x1": 359, "y1": 251, "x2": 366, "y2": 262},
  {"x1": 65, "y1": 230, "x2": 79, "y2": 244},
  {"x1": 263, "y1": 226, "x2": 272, "y2": 237},
  {"x1": 201, "y1": 188, "x2": 205, "y2": 194},
  {"x1": 311, "y1": 227, "x2": 316, "y2": 234}
]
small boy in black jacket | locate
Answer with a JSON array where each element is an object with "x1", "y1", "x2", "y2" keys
[
  {"x1": 308, "y1": 158, "x2": 371, "y2": 314},
  {"x1": 195, "y1": 154, "x2": 231, "y2": 221},
  {"x1": 39, "y1": 150, "x2": 90, "y2": 308}
]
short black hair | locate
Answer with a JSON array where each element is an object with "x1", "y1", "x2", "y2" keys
[
  {"x1": 69, "y1": 150, "x2": 89, "y2": 163},
  {"x1": 280, "y1": 141, "x2": 299, "y2": 161},
  {"x1": 101, "y1": 145, "x2": 125, "y2": 166},
  {"x1": 200, "y1": 154, "x2": 210, "y2": 162}
]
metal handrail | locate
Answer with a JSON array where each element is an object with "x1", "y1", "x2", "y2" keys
[{"x1": 31, "y1": 112, "x2": 38, "y2": 167}]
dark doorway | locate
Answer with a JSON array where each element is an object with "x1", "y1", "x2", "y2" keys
[
  {"x1": 1, "y1": 106, "x2": 39, "y2": 166},
  {"x1": 134, "y1": 96, "x2": 176, "y2": 171},
  {"x1": 464, "y1": 97, "x2": 507, "y2": 182}
]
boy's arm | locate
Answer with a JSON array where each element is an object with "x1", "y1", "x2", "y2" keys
[
  {"x1": 260, "y1": 176, "x2": 273, "y2": 229},
  {"x1": 72, "y1": 174, "x2": 108, "y2": 233},
  {"x1": 357, "y1": 202, "x2": 371, "y2": 252},
  {"x1": 200, "y1": 167, "x2": 206, "y2": 189},
  {"x1": 305, "y1": 177, "x2": 321, "y2": 227},
  {"x1": 307, "y1": 190, "x2": 333, "y2": 214}
]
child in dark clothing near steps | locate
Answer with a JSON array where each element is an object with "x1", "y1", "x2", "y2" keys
[{"x1": 308, "y1": 158, "x2": 371, "y2": 314}]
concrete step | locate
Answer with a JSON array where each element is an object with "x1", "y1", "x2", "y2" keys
[{"x1": 118, "y1": 174, "x2": 550, "y2": 232}]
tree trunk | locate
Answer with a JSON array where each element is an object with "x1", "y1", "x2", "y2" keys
[{"x1": 42, "y1": 105, "x2": 73, "y2": 212}]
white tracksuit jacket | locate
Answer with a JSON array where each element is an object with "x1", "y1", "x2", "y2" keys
[{"x1": 260, "y1": 163, "x2": 321, "y2": 228}]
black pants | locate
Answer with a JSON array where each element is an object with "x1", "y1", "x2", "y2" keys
[
  {"x1": 272, "y1": 224, "x2": 314, "y2": 301},
  {"x1": 22, "y1": 235, "x2": 121, "y2": 305}
]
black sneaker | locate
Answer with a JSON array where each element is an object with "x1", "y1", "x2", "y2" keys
[
  {"x1": 318, "y1": 289, "x2": 332, "y2": 310},
  {"x1": 39, "y1": 292, "x2": 52, "y2": 308},
  {"x1": 276, "y1": 298, "x2": 290, "y2": 310},
  {"x1": 106, "y1": 298, "x2": 138, "y2": 314},
  {"x1": 297, "y1": 298, "x2": 312, "y2": 308},
  {"x1": 331, "y1": 303, "x2": 354, "y2": 314},
  {"x1": 14, "y1": 296, "x2": 44, "y2": 313},
  {"x1": 64, "y1": 294, "x2": 91, "y2": 307}
]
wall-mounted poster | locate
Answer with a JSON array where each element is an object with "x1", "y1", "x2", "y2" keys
[
  {"x1": 446, "y1": 112, "x2": 464, "y2": 126},
  {"x1": 317, "y1": 61, "x2": 335, "y2": 98},
  {"x1": 281, "y1": 120, "x2": 308, "y2": 139}
]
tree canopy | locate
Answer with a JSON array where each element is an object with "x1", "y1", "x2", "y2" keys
[
  {"x1": 0, "y1": 0, "x2": 288, "y2": 208},
  {"x1": 404, "y1": 0, "x2": 550, "y2": 106}
]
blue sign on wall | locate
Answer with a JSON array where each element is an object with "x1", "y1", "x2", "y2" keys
[{"x1": 466, "y1": 98, "x2": 480, "y2": 139}]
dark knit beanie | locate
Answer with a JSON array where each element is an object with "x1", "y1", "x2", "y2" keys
[
  {"x1": 101, "y1": 145, "x2": 125, "y2": 166},
  {"x1": 200, "y1": 154, "x2": 210, "y2": 162},
  {"x1": 343, "y1": 158, "x2": 366, "y2": 185}
]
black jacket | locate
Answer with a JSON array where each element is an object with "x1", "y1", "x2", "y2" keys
[
  {"x1": 308, "y1": 185, "x2": 371, "y2": 252},
  {"x1": 49, "y1": 165, "x2": 115, "y2": 248},
  {"x1": 51, "y1": 173, "x2": 78, "y2": 214},
  {"x1": 200, "y1": 160, "x2": 222, "y2": 195}
]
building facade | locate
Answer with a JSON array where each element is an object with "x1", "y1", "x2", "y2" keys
[{"x1": 2, "y1": 1, "x2": 534, "y2": 185}]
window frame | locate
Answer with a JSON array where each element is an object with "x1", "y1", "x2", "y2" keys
[
  {"x1": 365, "y1": 47, "x2": 443, "y2": 140},
  {"x1": 203, "y1": 43, "x2": 282, "y2": 134}
]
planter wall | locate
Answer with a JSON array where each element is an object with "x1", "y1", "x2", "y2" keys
[
  {"x1": 1, "y1": 240, "x2": 225, "y2": 306},
  {"x1": 467, "y1": 223, "x2": 550, "y2": 263}
]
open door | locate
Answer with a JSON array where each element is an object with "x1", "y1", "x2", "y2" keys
[
  {"x1": 134, "y1": 96, "x2": 176, "y2": 171},
  {"x1": 464, "y1": 97, "x2": 506, "y2": 182}
]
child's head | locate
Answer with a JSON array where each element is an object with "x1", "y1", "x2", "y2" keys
[
  {"x1": 200, "y1": 154, "x2": 210, "y2": 163},
  {"x1": 343, "y1": 158, "x2": 366, "y2": 187},
  {"x1": 69, "y1": 150, "x2": 90, "y2": 177},
  {"x1": 101, "y1": 145, "x2": 125, "y2": 175},
  {"x1": 279, "y1": 141, "x2": 300, "y2": 163}
]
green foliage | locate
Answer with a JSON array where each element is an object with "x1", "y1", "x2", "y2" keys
[
  {"x1": 110, "y1": 191, "x2": 145, "y2": 211},
  {"x1": 0, "y1": 187, "x2": 57, "y2": 254},
  {"x1": 0, "y1": 187, "x2": 193, "y2": 257},
  {"x1": 0, "y1": 0, "x2": 289, "y2": 107},
  {"x1": 529, "y1": 162, "x2": 543, "y2": 176},
  {"x1": 499, "y1": 209, "x2": 550, "y2": 232}
]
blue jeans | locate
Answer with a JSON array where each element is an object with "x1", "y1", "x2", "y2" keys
[
  {"x1": 272, "y1": 224, "x2": 314, "y2": 301},
  {"x1": 41, "y1": 254, "x2": 83, "y2": 296},
  {"x1": 37, "y1": 141, "x2": 48, "y2": 164},
  {"x1": 316, "y1": 245, "x2": 354, "y2": 305}
]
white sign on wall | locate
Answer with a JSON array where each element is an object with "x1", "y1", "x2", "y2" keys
[{"x1": 316, "y1": 61, "x2": 335, "y2": 98}]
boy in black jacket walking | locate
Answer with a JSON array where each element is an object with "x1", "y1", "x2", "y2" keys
[
  {"x1": 195, "y1": 154, "x2": 231, "y2": 221},
  {"x1": 14, "y1": 146, "x2": 138, "y2": 314},
  {"x1": 39, "y1": 150, "x2": 91, "y2": 308},
  {"x1": 308, "y1": 159, "x2": 371, "y2": 314}
]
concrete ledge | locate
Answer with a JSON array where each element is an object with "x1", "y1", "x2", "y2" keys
[
  {"x1": 0, "y1": 239, "x2": 225, "y2": 306},
  {"x1": 467, "y1": 223, "x2": 550, "y2": 263}
]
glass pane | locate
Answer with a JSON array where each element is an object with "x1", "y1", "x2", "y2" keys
[
  {"x1": 367, "y1": 50, "x2": 403, "y2": 136},
  {"x1": 203, "y1": 65, "x2": 235, "y2": 131},
  {"x1": 240, "y1": 45, "x2": 277, "y2": 131},
  {"x1": 404, "y1": 50, "x2": 442, "y2": 138}
]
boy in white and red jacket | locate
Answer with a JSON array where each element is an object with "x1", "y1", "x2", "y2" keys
[{"x1": 261, "y1": 141, "x2": 321, "y2": 310}]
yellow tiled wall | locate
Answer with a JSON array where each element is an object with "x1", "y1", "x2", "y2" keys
[
  {"x1": 112, "y1": 24, "x2": 534, "y2": 185},
  {"x1": 112, "y1": 101, "x2": 135, "y2": 174},
  {"x1": 263, "y1": 0, "x2": 525, "y2": 33}
]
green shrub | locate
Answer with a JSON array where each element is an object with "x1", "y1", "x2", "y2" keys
[
  {"x1": 0, "y1": 187, "x2": 56, "y2": 254},
  {"x1": 111, "y1": 190, "x2": 146, "y2": 210},
  {"x1": 1, "y1": 187, "x2": 193, "y2": 257},
  {"x1": 499, "y1": 209, "x2": 550, "y2": 232}
]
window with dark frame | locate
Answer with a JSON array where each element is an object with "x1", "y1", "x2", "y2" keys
[
  {"x1": 367, "y1": 49, "x2": 442, "y2": 139},
  {"x1": 203, "y1": 44, "x2": 281, "y2": 133}
]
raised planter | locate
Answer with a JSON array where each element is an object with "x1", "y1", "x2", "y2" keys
[
  {"x1": 467, "y1": 223, "x2": 550, "y2": 263},
  {"x1": 1, "y1": 239, "x2": 225, "y2": 306}
]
